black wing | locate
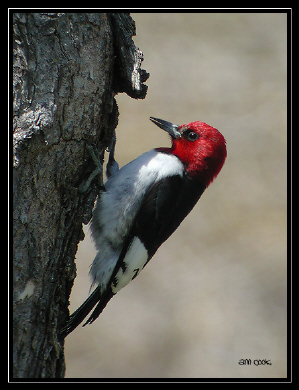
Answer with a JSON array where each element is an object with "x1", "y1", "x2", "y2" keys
[{"x1": 133, "y1": 174, "x2": 206, "y2": 259}]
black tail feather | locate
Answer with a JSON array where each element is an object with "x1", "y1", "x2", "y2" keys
[
  {"x1": 61, "y1": 285, "x2": 103, "y2": 337},
  {"x1": 83, "y1": 289, "x2": 115, "y2": 326}
]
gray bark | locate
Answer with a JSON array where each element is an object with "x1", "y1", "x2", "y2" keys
[{"x1": 12, "y1": 12, "x2": 148, "y2": 379}]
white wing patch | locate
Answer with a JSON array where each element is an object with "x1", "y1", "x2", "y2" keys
[{"x1": 111, "y1": 237, "x2": 148, "y2": 294}]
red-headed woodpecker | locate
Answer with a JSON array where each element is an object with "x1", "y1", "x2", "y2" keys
[{"x1": 62, "y1": 117, "x2": 227, "y2": 336}]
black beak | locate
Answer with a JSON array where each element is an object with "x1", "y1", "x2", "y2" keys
[{"x1": 150, "y1": 117, "x2": 181, "y2": 139}]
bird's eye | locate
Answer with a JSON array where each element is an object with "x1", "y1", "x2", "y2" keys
[{"x1": 184, "y1": 130, "x2": 199, "y2": 142}]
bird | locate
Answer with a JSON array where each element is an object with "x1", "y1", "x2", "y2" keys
[{"x1": 61, "y1": 117, "x2": 227, "y2": 337}]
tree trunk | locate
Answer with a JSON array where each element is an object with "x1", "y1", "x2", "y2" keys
[{"x1": 12, "y1": 12, "x2": 148, "y2": 379}]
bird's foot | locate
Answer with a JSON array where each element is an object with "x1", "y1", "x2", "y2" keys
[{"x1": 79, "y1": 144, "x2": 104, "y2": 193}]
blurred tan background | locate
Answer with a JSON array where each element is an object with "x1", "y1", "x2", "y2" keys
[{"x1": 65, "y1": 13, "x2": 287, "y2": 378}]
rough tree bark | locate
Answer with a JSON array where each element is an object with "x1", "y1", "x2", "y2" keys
[{"x1": 12, "y1": 12, "x2": 148, "y2": 379}]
